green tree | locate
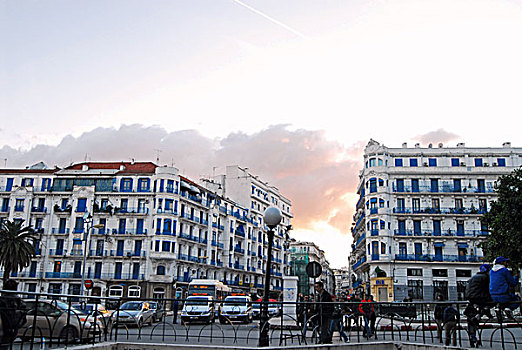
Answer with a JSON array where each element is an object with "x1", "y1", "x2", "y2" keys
[
  {"x1": 0, "y1": 219, "x2": 37, "y2": 283},
  {"x1": 481, "y1": 168, "x2": 522, "y2": 269}
]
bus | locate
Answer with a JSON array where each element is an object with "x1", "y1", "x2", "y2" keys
[{"x1": 188, "y1": 279, "x2": 231, "y2": 301}]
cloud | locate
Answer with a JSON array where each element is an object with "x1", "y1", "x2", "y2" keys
[
  {"x1": 0, "y1": 124, "x2": 362, "y2": 236},
  {"x1": 414, "y1": 128, "x2": 460, "y2": 145}
]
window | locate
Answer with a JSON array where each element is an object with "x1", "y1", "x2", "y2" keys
[
  {"x1": 475, "y1": 158, "x2": 483, "y2": 167},
  {"x1": 162, "y1": 241, "x2": 171, "y2": 252},
  {"x1": 411, "y1": 179, "x2": 419, "y2": 192},
  {"x1": 432, "y1": 198, "x2": 440, "y2": 212},
  {"x1": 428, "y1": 158, "x2": 437, "y2": 167},
  {"x1": 120, "y1": 178, "x2": 133, "y2": 192},
  {"x1": 433, "y1": 220, "x2": 441, "y2": 235},
  {"x1": 433, "y1": 280, "x2": 448, "y2": 300},
  {"x1": 398, "y1": 242, "x2": 407, "y2": 256},
  {"x1": 456, "y1": 269, "x2": 471, "y2": 278},
  {"x1": 430, "y1": 179, "x2": 439, "y2": 192},
  {"x1": 368, "y1": 158, "x2": 376, "y2": 167},
  {"x1": 109, "y1": 285, "x2": 124, "y2": 297},
  {"x1": 396, "y1": 179, "x2": 404, "y2": 192},
  {"x1": 395, "y1": 158, "x2": 403, "y2": 167},
  {"x1": 138, "y1": 178, "x2": 150, "y2": 192},
  {"x1": 413, "y1": 221, "x2": 422, "y2": 235},
  {"x1": 15, "y1": 199, "x2": 24, "y2": 211},
  {"x1": 380, "y1": 242, "x2": 386, "y2": 254},
  {"x1": 453, "y1": 179, "x2": 462, "y2": 192},
  {"x1": 412, "y1": 198, "x2": 420, "y2": 213},
  {"x1": 407, "y1": 268, "x2": 422, "y2": 277},
  {"x1": 451, "y1": 158, "x2": 460, "y2": 167},
  {"x1": 433, "y1": 269, "x2": 448, "y2": 277},
  {"x1": 407, "y1": 280, "x2": 423, "y2": 299},
  {"x1": 497, "y1": 158, "x2": 506, "y2": 167},
  {"x1": 21, "y1": 178, "x2": 34, "y2": 187},
  {"x1": 76, "y1": 198, "x2": 87, "y2": 212},
  {"x1": 156, "y1": 265, "x2": 166, "y2": 275},
  {"x1": 409, "y1": 158, "x2": 418, "y2": 167},
  {"x1": 128, "y1": 286, "x2": 141, "y2": 298}
]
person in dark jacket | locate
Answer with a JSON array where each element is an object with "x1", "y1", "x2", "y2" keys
[
  {"x1": 443, "y1": 304, "x2": 460, "y2": 346},
  {"x1": 466, "y1": 264, "x2": 492, "y2": 347},
  {"x1": 314, "y1": 281, "x2": 333, "y2": 344},
  {"x1": 489, "y1": 257, "x2": 520, "y2": 312},
  {"x1": 433, "y1": 294, "x2": 447, "y2": 343}
]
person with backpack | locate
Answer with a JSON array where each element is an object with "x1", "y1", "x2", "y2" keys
[
  {"x1": 0, "y1": 280, "x2": 27, "y2": 350},
  {"x1": 443, "y1": 304, "x2": 460, "y2": 346}
]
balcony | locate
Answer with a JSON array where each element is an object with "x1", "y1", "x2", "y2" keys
[
  {"x1": 392, "y1": 184, "x2": 495, "y2": 194},
  {"x1": 45, "y1": 272, "x2": 81, "y2": 279},
  {"x1": 111, "y1": 228, "x2": 148, "y2": 235},
  {"x1": 114, "y1": 207, "x2": 149, "y2": 215},
  {"x1": 69, "y1": 249, "x2": 84, "y2": 257},
  {"x1": 49, "y1": 249, "x2": 66, "y2": 256},
  {"x1": 353, "y1": 256, "x2": 367, "y2": 270},
  {"x1": 31, "y1": 207, "x2": 47, "y2": 213},
  {"x1": 393, "y1": 207, "x2": 488, "y2": 215},
  {"x1": 394, "y1": 254, "x2": 483, "y2": 262},
  {"x1": 51, "y1": 228, "x2": 70, "y2": 234},
  {"x1": 14, "y1": 206, "x2": 24, "y2": 212},
  {"x1": 211, "y1": 240, "x2": 224, "y2": 249},
  {"x1": 0, "y1": 206, "x2": 9, "y2": 213},
  {"x1": 234, "y1": 246, "x2": 245, "y2": 254},
  {"x1": 393, "y1": 229, "x2": 490, "y2": 237},
  {"x1": 156, "y1": 208, "x2": 178, "y2": 215}
]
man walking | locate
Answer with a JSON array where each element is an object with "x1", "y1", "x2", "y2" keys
[{"x1": 314, "y1": 281, "x2": 333, "y2": 344}]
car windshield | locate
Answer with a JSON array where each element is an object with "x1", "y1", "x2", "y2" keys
[
  {"x1": 186, "y1": 297, "x2": 210, "y2": 305},
  {"x1": 55, "y1": 301, "x2": 83, "y2": 313},
  {"x1": 120, "y1": 302, "x2": 142, "y2": 310},
  {"x1": 224, "y1": 297, "x2": 247, "y2": 306}
]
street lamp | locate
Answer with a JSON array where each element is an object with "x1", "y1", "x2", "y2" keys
[
  {"x1": 80, "y1": 213, "x2": 105, "y2": 296},
  {"x1": 258, "y1": 206, "x2": 282, "y2": 347}
]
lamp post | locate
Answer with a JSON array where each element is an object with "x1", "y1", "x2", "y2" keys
[
  {"x1": 258, "y1": 207, "x2": 282, "y2": 347},
  {"x1": 80, "y1": 213, "x2": 104, "y2": 296}
]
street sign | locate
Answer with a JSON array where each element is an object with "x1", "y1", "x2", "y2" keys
[
  {"x1": 84, "y1": 279, "x2": 94, "y2": 290},
  {"x1": 305, "y1": 261, "x2": 322, "y2": 278}
]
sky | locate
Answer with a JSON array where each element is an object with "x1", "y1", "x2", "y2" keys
[{"x1": 2, "y1": 0, "x2": 522, "y2": 268}]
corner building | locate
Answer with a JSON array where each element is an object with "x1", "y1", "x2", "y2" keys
[
  {"x1": 349, "y1": 140, "x2": 522, "y2": 302},
  {"x1": 0, "y1": 162, "x2": 292, "y2": 302}
]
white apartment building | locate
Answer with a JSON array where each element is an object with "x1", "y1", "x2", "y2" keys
[
  {"x1": 349, "y1": 140, "x2": 522, "y2": 302},
  {"x1": 0, "y1": 162, "x2": 292, "y2": 301}
]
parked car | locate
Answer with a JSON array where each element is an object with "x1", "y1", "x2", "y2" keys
[
  {"x1": 148, "y1": 301, "x2": 165, "y2": 322},
  {"x1": 18, "y1": 300, "x2": 94, "y2": 344},
  {"x1": 219, "y1": 295, "x2": 252, "y2": 324},
  {"x1": 114, "y1": 301, "x2": 154, "y2": 327},
  {"x1": 71, "y1": 303, "x2": 113, "y2": 333},
  {"x1": 252, "y1": 299, "x2": 281, "y2": 319},
  {"x1": 180, "y1": 296, "x2": 215, "y2": 324}
]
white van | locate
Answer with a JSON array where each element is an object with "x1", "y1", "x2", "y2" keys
[
  {"x1": 180, "y1": 296, "x2": 215, "y2": 324},
  {"x1": 219, "y1": 295, "x2": 252, "y2": 324}
]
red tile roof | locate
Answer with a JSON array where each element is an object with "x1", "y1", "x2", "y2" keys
[{"x1": 65, "y1": 162, "x2": 157, "y2": 175}]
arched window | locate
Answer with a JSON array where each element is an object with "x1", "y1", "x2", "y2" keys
[
  {"x1": 157, "y1": 265, "x2": 166, "y2": 275},
  {"x1": 109, "y1": 285, "x2": 123, "y2": 297},
  {"x1": 128, "y1": 285, "x2": 141, "y2": 298}
]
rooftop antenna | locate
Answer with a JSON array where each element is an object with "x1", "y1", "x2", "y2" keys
[
  {"x1": 154, "y1": 149, "x2": 162, "y2": 164},
  {"x1": 3, "y1": 158, "x2": 6, "y2": 168}
]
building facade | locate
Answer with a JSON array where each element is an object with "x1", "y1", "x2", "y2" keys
[
  {"x1": 289, "y1": 240, "x2": 334, "y2": 296},
  {"x1": 0, "y1": 162, "x2": 292, "y2": 302},
  {"x1": 350, "y1": 140, "x2": 522, "y2": 302}
]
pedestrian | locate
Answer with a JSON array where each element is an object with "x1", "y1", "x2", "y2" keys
[
  {"x1": 314, "y1": 281, "x2": 333, "y2": 344},
  {"x1": 358, "y1": 293, "x2": 375, "y2": 338},
  {"x1": 489, "y1": 257, "x2": 520, "y2": 314},
  {"x1": 172, "y1": 299, "x2": 179, "y2": 324},
  {"x1": 443, "y1": 304, "x2": 459, "y2": 346},
  {"x1": 465, "y1": 263, "x2": 492, "y2": 347},
  {"x1": 329, "y1": 303, "x2": 349, "y2": 343},
  {"x1": 0, "y1": 280, "x2": 26, "y2": 350},
  {"x1": 297, "y1": 293, "x2": 305, "y2": 327},
  {"x1": 433, "y1": 294, "x2": 446, "y2": 343}
]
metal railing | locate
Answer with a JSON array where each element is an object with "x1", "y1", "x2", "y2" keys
[{"x1": 0, "y1": 291, "x2": 520, "y2": 349}]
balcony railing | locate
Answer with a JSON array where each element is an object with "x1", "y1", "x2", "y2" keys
[
  {"x1": 394, "y1": 229, "x2": 489, "y2": 237},
  {"x1": 392, "y1": 184, "x2": 495, "y2": 194},
  {"x1": 393, "y1": 207, "x2": 488, "y2": 215},
  {"x1": 394, "y1": 254, "x2": 483, "y2": 262}
]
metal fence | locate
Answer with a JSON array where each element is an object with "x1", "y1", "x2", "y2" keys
[{"x1": 0, "y1": 290, "x2": 520, "y2": 349}]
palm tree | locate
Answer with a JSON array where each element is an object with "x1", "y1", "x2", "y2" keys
[{"x1": 0, "y1": 219, "x2": 37, "y2": 283}]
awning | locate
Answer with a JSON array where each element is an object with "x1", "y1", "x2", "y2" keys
[
  {"x1": 72, "y1": 238, "x2": 83, "y2": 244},
  {"x1": 434, "y1": 242, "x2": 445, "y2": 247},
  {"x1": 457, "y1": 243, "x2": 469, "y2": 248}
]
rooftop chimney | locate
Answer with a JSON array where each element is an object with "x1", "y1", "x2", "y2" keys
[
  {"x1": 414, "y1": 143, "x2": 420, "y2": 148},
  {"x1": 402, "y1": 142, "x2": 408, "y2": 148},
  {"x1": 503, "y1": 142, "x2": 511, "y2": 148},
  {"x1": 438, "y1": 143, "x2": 443, "y2": 148},
  {"x1": 457, "y1": 143, "x2": 466, "y2": 148}
]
